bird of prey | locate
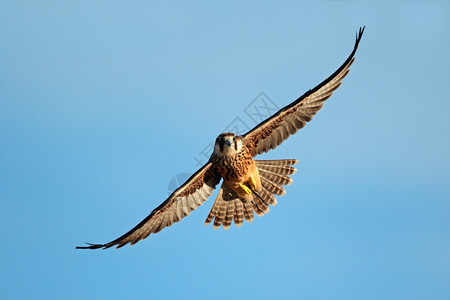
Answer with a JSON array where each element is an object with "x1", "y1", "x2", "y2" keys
[{"x1": 77, "y1": 27, "x2": 365, "y2": 250}]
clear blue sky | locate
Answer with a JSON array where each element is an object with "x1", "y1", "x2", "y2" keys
[{"x1": 1, "y1": 2, "x2": 449, "y2": 299}]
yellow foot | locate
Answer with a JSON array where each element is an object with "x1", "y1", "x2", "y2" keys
[
  {"x1": 239, "y1": 183, "x2": 252, "y2": 195},
  {"x1": 246, "y1": 176, "x2": 257, "y2": 191}
]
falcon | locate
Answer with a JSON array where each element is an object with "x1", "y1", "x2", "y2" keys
[{"x1": 77, "y1": 27, "x2": 365, "y2": 249}]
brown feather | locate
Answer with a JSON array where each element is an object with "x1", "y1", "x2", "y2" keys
[
  {"x1": 234, "y1": 200, "x2": 244, "y2": 227},
  {"x1": 261, "y1": 177, "x2": 286, "y2": 196},
  {"x1": 243, "y1": 28, "x2": 364, "y2": 157},
  {"x1": 76, "y1": 162, "x2": 221, "y2": 249},
  {"x1": 77, "y1": 28, "x2": 364, "y2": 249},
  {"x1": 204, "y1": 158, "x2": 298, "y2": 229}
]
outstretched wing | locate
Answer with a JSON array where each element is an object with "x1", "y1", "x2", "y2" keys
[
  {"x1": 76, "y1": 163, "x2": 221, "y2": 249},
  {"x1": 243, "y1": 27, "x2": 365, "y2": 157}
]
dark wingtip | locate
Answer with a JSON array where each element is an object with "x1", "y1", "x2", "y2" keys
[
  {"x1": 75, "y1": 242, "x2": 107, "y2": 250},
  {"x1": 355, "y1": 26, "x2": 365, "y2": 47}
]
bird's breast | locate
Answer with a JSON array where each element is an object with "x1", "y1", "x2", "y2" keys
[{"x1": 212, "y1": 150, "x2": 254, "y2": 182}]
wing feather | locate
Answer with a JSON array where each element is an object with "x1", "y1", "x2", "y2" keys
[
  {"x1": 243, "y1": 27, "x2": 364, "y2": 157},
  {"x1": 76, "y1": 162, "x2": 221, "y2": 249}
]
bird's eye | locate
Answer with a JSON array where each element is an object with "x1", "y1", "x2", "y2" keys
[{"x1": 233, "y1": 136, "x2": 237, "y2": 141}]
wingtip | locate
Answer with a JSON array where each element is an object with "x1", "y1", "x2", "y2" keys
[
  {"x1": 356, "y1": 26, "x2": 365, "y2": 45},
  {"x1": 75, "y1": 242, "x2": 90, "y2": 250},
  {"x1": 75, "y1": 242, "x2": 107, "y2": 250}
]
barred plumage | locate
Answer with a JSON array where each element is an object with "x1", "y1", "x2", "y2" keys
[
  {"x1": 204, "y1": 159, "x2": 298, "y2": 229},
  {"x1": 77, "y1": 27, "x2": 364, "y2": 250}
]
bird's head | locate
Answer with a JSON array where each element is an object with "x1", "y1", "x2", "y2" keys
[{"x1": 213, "y1": 132, "x2": 244, "y2": 156}]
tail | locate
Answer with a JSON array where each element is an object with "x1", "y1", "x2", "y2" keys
[{"x1": 204, "y1": 159, "x2": 298, "y2": 229}]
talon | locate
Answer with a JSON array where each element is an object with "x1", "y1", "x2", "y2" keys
[
  {"x1": 239, "y1": 183, "x2": 252, "y2": 195},
  {"x1": 247, "y1": 176, "x2": 257, "y2": 191}
]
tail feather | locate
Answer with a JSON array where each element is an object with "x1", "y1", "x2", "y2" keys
[
  {"x1": 234, "y1": 200, "x2": 244, "y2": 227},
  {"x1": 205, "y1": 159, "x2": 298, "y2": 229},
  {"x1": 259, "y1": 186, "x2": 277, "y2": 206},
  {"x1": 256, "y1": 159, "x2": 298, "y2": 167},
  {"x1": 255, "y1": 159, "x2": 298, "y2": 176},
  {"x1": 252, "y1": 192, "x2": 269, "y2": 216},
  {"x1": 223, "y1": 199, "x2": 235, "y2": 229},
  {"x1": 258, "y1": 169, "x2": 293, "y2": 186},
  {"x1": 243, "y1": 201, "x2": 254, "y2": 222},
  {"x1": 204, "y1": 190, "x2": 221, "y2": 225},
  {"x1": 260, "y1": 177, "x2": 286, "y2": 196},
  {"x1": 213, "y1": 195, "x2": 227, "y2": 229}
]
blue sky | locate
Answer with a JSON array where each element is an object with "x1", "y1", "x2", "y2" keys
[{"x1": 1, "y1": 1, "x2": 449, "y2": 299}]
